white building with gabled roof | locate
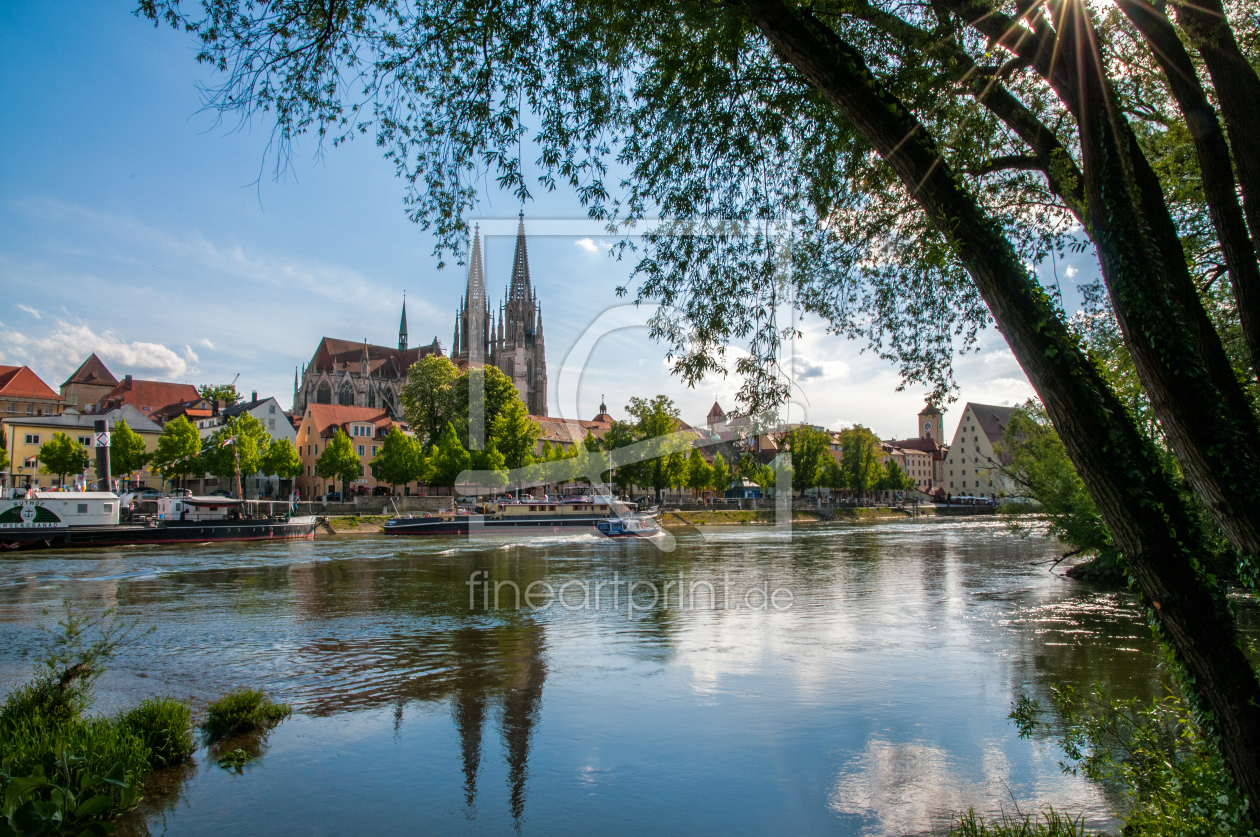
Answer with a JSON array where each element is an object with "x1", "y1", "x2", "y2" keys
[{"x1": 942, "y1": 402, "x2": 1020, "y2": 499}]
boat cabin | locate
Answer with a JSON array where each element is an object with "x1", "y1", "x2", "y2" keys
[
  {"x1": 158, "y1": 496, "x2": 242, "y2": 522},
  {"x1": 0, "y1": 492, "x2": 119, "y2": 529}
]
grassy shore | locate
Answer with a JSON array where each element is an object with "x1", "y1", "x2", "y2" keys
[{"x1": 323, "y1": 515, "x2": 389, "y2": 534}]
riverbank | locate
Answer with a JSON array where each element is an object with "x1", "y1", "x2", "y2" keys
[
  {"x1": 321, "y1": 515, "x2": 388, "y2": 535},
  {"x1": 660, "y1": 506, "x2": 940, "y2": 527}
]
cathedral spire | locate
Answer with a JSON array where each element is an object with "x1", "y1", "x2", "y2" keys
[
  {"x1": 398, "y1": 292, "x2": 409, "y2": 352},
  {"x1": 468, "y1": 225, "x2": 487, "y2": 309},
  {"x1": 509, "y1": 211, "x2": 531, "y2": 302}
]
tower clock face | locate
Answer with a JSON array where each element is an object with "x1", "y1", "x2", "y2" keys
[{"x1": 923, "y1": 421, "x2": 932, "y2": 431}]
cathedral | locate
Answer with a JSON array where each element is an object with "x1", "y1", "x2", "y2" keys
[
  {"x1": 292, "y1": 299, "x2": 442, "y2": 419},
  {"x1": 453, "y1": 213, "x2": 548, "y2": 416}
]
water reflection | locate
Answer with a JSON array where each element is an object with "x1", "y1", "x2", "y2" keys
[{"x1": 0, "y1": 520, "x2": 1243, "y2": 836}]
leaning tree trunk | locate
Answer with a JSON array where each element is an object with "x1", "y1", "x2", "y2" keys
[
  {"x1": 736, "y1": 0, "x2": 1260, "y2": 819},
  {"x1": 1173, "y1": 0, "x2": 1260, "y2": 258},
  {"x1": 1118, "y1": 0, "x2": 1260, "y2": 375},
  {"x1": 951, "y1": 0, "x2": 1260, "y2": 561}
]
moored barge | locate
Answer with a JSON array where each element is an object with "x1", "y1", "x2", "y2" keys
[
  {"x1": 384, "y1": 497, "x2": 637, "y2": 536},
  {"x1": 0, "y1": 492, "x2": 317, "y2": 551}
]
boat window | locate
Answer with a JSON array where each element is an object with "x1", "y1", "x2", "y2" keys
[{"x1": 77, "y1": 504, "x2": 87, "y2": 514}]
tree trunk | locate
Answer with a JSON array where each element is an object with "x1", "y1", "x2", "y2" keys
[
  {"x1": 952, "y1": 0, "x2": 1260, "y2": 560},
  {"x1": 736, "y1": 0, "x2": 1260, "y2": 818},
  {"x1": 1173, "y1": 0, "x2": 1260, "y2": 257},
  {"x1": 1118, "y1": 0, "x2": 1260, "y2": 375}
]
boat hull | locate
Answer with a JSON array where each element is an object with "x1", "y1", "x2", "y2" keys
[
  {"x1": 0, "y1": 518, "x2": 318, "y2": 551},
  {"x1": 384, "y1": 513, "x2": 608, "y2": 536}
]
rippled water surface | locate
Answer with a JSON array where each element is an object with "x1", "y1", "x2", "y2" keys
[{"x1": 0, "y1": 519, "x2": 1182, "y2": 835}]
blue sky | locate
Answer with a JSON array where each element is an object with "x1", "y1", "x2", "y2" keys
[{"x1": 0, "y1": 2, "x2": 1101, "y2": 440}]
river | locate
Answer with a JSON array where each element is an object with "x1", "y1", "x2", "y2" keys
[{"x1": 0, "y1": 518, "x2": 1200, "y2": 835}]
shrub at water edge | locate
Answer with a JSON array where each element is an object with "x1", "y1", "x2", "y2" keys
[
  {"x1": 117, "y1": 698, "x2": 195, "y2": 767},
  {"x1": 200, "y1": 689, "x2": 291, "y2": 740}
]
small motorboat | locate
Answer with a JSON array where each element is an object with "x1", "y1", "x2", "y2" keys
[{"x1": 595, "y1": 514, "x2": 663, "y2": 538}]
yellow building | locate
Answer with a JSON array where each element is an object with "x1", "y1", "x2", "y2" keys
[{"x1": 3, "y1": 405, "x2": 163, "y2": 491}]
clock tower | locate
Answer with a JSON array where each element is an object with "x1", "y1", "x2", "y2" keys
[{"x1": 918, "y1": 402, "x2": 943, "y2": 444}]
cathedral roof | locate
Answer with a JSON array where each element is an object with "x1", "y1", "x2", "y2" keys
[{"x1": 308, "y1": 337, "x2": 441, "y2": 378}]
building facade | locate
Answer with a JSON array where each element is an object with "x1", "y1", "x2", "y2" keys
[
  {"x1": 292, "y1": 301, "x2": 443, "y2": 420},
  {"x1": 0, "y1": 366, "x2": 65, "y2": 418},
  {"x1": 943, "y1": 402, "x2": 1019, "y2": 498},
  {"x1": 452, "y1": 214, "x2": 548, "y2": 416},
  {"x1": 2, "y1": 405, "x2": 163, "y2": 491},
  {"x1": 293, "y1": 403, "x2": 416, "y2": 499}
]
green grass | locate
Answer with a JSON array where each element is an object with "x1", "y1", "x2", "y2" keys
[
  {"x1": 117, "y1": 697, "x2": 195, "y2": 766},
  {"x1": 950, "y1": 808, "x2": 1097, "y2": 836},
  {"x1": 200, "y1": 689, "x2": 292, "y2": 739}
]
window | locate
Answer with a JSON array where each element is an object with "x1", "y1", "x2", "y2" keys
[
  {"x1": 78, "y1": 436, "x2": 91, "y2": 446},
  {"x1": 372, "y1": 446, "x2": 379, "y2": 456},
  {"x1": 5, "y1": 402, "x2": 13, "y2": 413},
  {"x1": 24, "y1": 434, "x2": 39, "y2": 445},
  {"x1": 307, "y1": 465, "x2": 312, "y2": 476},
  {"x1": 25, "y1": 404, "x2": 34, "y2": 415},
  {"x1": 77, "y1": 504, "x2": 88, "y2": 514},
  {"x1": 24, "y1": 457, "x2": 37, "y2": 468},
  {"x1": 268, "y1": 405, "x2": 276, "y2": 414},
  {"x1": 357, "y1": 445, "x2": 365, "y2": 456},
  {"x1": 338, "y1": 383, "x2": 354, "y2": 406},
  {"x1": 316, "y1": 382, "x2": 332, "y2": 404},
  {"x1": 103, "y1": 504, "x2": 113, "y2": 513},
  {"x1": 268, "y1": 419, "x2": 276, "y2": 430}
]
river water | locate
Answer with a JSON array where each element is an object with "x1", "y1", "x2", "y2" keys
[{"x1": 0, "y1": 519, "x2": 1190, "y2": 835}]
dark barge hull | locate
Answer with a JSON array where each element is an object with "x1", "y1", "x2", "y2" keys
[
  {"x1": 0, "y1": 519, "x2": 318, "y2": 551},
  {"x1": 384, "y1": 514, "x2": 607, "y2": 536}
]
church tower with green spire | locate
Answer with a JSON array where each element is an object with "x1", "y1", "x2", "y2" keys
[{"x1": 398, "y1": 293, "x2": 408, "y2": 352}]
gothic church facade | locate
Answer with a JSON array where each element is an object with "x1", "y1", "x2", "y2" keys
[
  {"x1": 292, "y1": 300, "x2": 442, "y2": 419},
  {"x1": 452, "y1": 213, "x2": 548, "y2": 416}
]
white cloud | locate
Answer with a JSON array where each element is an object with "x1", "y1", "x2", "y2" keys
[
  {"x1": 575, "y1": 237, "x2": 612, "y2": 254},
  {"x1": 16, "y1": 304, "x2": 42, "y2": 320},
  {"x1": 1065, "y1": 266, "x2": 1079, "y2": 278},
  {"x1": 790, "y1": 354, "x2": 851, "y2": 381},
  {"x1": 198, "y1": 338, "x2": 215, "y2": 350},
  {"x1": 0, "y1": 319, "x2": 197, "y2": 382}
]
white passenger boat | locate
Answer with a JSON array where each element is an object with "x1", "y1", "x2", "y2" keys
[{"x1": 594, "y1": 514, "x2": 663, "y2": 538}]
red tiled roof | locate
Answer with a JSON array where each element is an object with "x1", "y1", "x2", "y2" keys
[
  {"x1": 62, "y1": 354, "x2": 118, "y2": 388},
  {"x1": 98, "y1": 378, "x2": 200, "y2": 415},
  {"x1": 303, "y1": 404, "x2": 394, "y2": 438},
  {"x1": 0, "y1": 366, "x2": 63, "y2": 401},
  {"x1": 308, "y1": 337, "x2": 442, "y2": 380}
]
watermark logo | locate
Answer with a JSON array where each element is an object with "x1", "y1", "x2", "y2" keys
[{"x1": 465, "y1": 570, "x2": 794, "y2": 614}]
